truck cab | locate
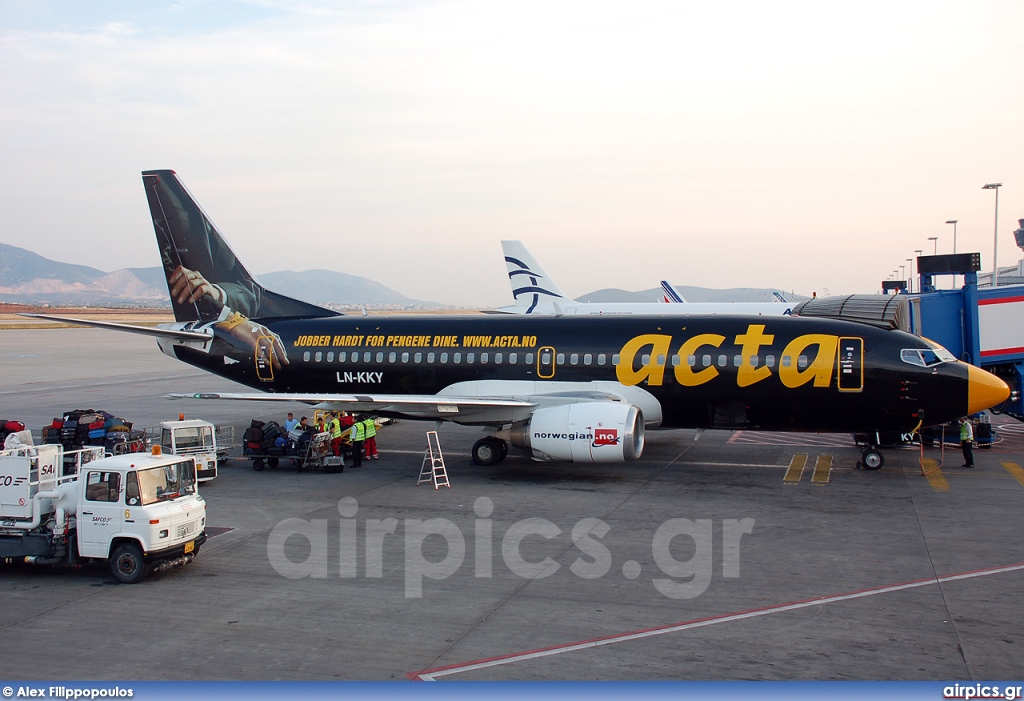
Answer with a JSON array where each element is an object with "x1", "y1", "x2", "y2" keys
[{"x1": 159, "y1": 419, "x2": 218, "y2": 482}]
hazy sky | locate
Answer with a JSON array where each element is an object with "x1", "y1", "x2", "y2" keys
[{"x1": 1, "y1": 1, "x2": 1021, "y2": 306}]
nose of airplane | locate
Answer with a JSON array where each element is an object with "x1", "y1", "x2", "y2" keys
[{"x1": 967, "y1": 364, "x2": 1010, "y2": 415}]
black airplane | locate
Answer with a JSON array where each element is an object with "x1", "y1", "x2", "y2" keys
[{"x1": 26, "y1": 170, "x2": 1010, "y2": 470}]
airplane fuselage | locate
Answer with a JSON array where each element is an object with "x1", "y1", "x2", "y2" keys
[{"x1": 168, "y1": 313, "x2": 969, "y2": 434}]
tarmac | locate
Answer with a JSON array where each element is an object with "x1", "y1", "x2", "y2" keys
[{"x1": 2, "y1": 328, "x2": 1023, "y2": 681}]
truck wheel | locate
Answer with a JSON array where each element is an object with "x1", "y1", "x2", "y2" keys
[
  {"x1": 253, "y1": 458, "x2": 265, "y2": 471},
  {"x1": 111, "y1": 542, "x2": 147, "y2": 584}
]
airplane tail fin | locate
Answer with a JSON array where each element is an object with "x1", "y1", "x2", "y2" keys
[
  {"x1": 142, "y1": 170, "x2": 337, "y2": 324},
  {"x1": 660, "y1": 280, "x2": 687, "y2": 303},
  {"x1": 501, "y1": 240, "x2": 572, "y2": 313}
]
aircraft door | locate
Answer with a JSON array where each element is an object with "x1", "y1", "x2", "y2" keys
[
  {"x1": 537, "y1": 346, "x2": 556, "y2": 379},
  {"x1": 837, "y1": 337, "x2": 863, "y2": 392},
  {"x1": 255, "y1": 335, "x2": 276, "y2": 382}
]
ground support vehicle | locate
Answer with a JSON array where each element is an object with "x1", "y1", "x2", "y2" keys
[
  {"x1": 246, "y1": 431, "x2": 334, "y2": 472},
  {"x1": 0, "y1": 444, "x2": 206, "y2": 583},
  {"x1": 150, "y1": 419, "x2": 219, "y2": 482}
]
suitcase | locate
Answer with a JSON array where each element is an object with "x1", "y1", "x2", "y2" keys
[{"x1": 323, "y1": 456, "x2": 344, "y2": 473}]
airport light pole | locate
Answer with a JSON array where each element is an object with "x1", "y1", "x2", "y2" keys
[
  {"x1": 983, "y1": 183, "x2": 1002, "y2": 286},
  {"x1": 906, "y1": 259, "x2": 914, "y2": 293},
  {"x1": 928, "y1": 236, "x2": 938, "y2": 255},
  {"x1": 946, "y1": 219, "x2": 958, "y2": 253},
  {"x1": 914, "y1": 250, "x2": 922, "y2": 291}
]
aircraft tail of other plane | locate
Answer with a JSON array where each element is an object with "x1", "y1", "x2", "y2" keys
[
  {"x1": 501, "y1": 240, "x2": 573, "y2": 313},
  {"x1": 142, "y1": 170, "x2": 337, "y2": 324},
  {"x1": 660, "y1": 280, "x2": 687, "y2": 303}
]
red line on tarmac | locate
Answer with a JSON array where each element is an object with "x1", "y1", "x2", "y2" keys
[{"x1": 407, "y1": 561, "x2": 1024, "y2": 681}]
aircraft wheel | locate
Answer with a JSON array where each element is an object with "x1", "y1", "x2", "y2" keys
[
  {"x1": 861, "y1": 449, "x2": 884, "y2": 470},
  {"x1": 268, "y1": 457, "x2": 280, "y2": 469},
  {"x1": 472, "y1": 438, "x2": 502, "y2": 466},
  {"x1": 252, "y1": 458, "x2": 265, "y2": 471}
]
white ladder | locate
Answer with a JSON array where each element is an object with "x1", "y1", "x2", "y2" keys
[{"x1": 417, "y1": 430, "x2": 450, "y2": 489}]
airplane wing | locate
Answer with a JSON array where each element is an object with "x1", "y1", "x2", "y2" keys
[{"x1": 165, "y1": 391, "x2": 538, "y2": 423}]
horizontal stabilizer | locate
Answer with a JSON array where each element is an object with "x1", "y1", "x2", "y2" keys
[{"x1": 20, "y1": 313, "x2": 211, "y2": 342}]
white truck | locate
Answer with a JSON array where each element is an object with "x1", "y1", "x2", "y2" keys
[
  {"x1": 0, "y1": 444, "x2": 207, "y2": 583},
  {"x1": 157, "y1": 419, "x2": 218, "y2": 482}
]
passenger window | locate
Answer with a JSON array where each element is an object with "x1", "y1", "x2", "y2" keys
[
  {"x1": 718, "y1": 355, "x2": 727, "y2": 367},
  {"x1": 750, "y1": 356, "x2": 758, "y2": 367},
  {"x1": 611, "y1": 354, "x2": 620, "y2": 365},
  {"x1": 440, "y1": 353, "x2": 448, "y2": 363},
  {"x1": 402, "y1": 352, "x2": 409, "y2": 363},
  {"x1": 363, "y1": 352, "x2": 371, "y2": 362},
  {"x1": 467, "y1": 353, "x2": 475, "y2": 364},
  {"x1": 556, "y1": 353, "x2": 565, "y2": 364},
  {"x1": 734, "y1": 355, "x2": 742, "y2": 367},
  {"x1": 495, "y1": 353, "x2": 503, "y2": 364},
  {"x1": 657, "y1": 354, "x2": 665, "y2": 366},
  {"x1": 376, "y1": 352, "x2": 384, "y2": 363},
  {"x1": 302, "y1": 351, "x2": 310, "y2": 362},
  {"x1": 327, "y1": 352, "x2": 335, "y2": 362},
  {"x1": 339, "y1": 352, "x2": 347, "y2": 362},
  {"x1": 315, "y1": 352, "x2": 322, "y2": 362},
  {"x1": 389, "y1": 352, "x2": 396, "y2": 363},
  {"x1": 781, "y1": 356, "x2": 792, "y2": 367},
  {"x1": 642, "y1": 354, "x2": 650, "y2": 365},
  {"x1": 509, "y1": 353, "x2": 517, "y2": 364},
  {"x1": 125, "y1": 472, "x2": 140, "y2": 506},
  {"x1": 688, "y1": 355, "x2": 696, "y2": 367},
  {"x1": 414, "y1": 352, "x2": 422, "y2": 363},
  {"x1": 480, "y1": 353, "x2": 488, "y2": 363},
  {"x1": 766, "y1": 355, "x2": 775, "y2": 368},
  {"x1": 454, "y1": 352, "x2": 462, "y2": 363},
  {"x1": 798, "y1": 355, "x2": 808, "y2": 368},
  {"x1": 427, "y1": 352, "x2": 435, "y2": 363},
  {"x1": 526, "y1": 353, "x2": 534, "y2": 364},
  {"x1": 598, "y1": 354, "x2": 606, "y2": 365},
  {"x1": 702, "y1": 354, "x2": 711, "y2": 367},
  {"x1": 584, "y1": 353, "x2": 593, "y2": 366},
  {"x1": 570, "y1": 353, "x2": 579, "y2": 365}
]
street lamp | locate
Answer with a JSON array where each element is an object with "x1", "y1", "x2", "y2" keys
[
  {"x1": 906, "y1": 258, "x2": 913, "y2": 293},
  {"x1": 983, "y1": 183, "x2": 1002, "y2": 286},
  {"x1": 928, "y1": 236, "x2": 938, "y2": 254},
  {"x1": 914, "y1": 250, "x2": 923, "y2": 291},
  {"x1": 945, "y1": 219, "x2": 958, "y2": 254}
]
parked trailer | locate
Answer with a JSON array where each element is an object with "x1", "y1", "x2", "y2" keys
[{"x1": 0, "y1": 444, "x2": 207, "y2": 583}]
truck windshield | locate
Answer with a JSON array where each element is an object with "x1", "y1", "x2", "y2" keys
[
  {"x1": 135, "y1": 461, "x2": 197, "y2": 505},
  {"x1": 162, "y1": 426, "x2": 214, "y2": 454}
]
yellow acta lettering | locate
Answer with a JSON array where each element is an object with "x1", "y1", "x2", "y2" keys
[
  {"x1": 616, "y1": 334, "x2": 673, "y2": 386},
  {"x1": 779, "y1": 334, "x2": 838, "y2": 388},
  {"x1": 734, "y1": 324, "x2": 774, "y2": 388},
  {"x1": 673, "y1": 334, "x2": 726, "y2": 386}
]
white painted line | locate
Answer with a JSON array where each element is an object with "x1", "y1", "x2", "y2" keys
[{"x1": 409, "y1": 561, "x2": 1024, "y2": 680}]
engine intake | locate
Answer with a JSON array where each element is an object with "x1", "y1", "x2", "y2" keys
[{"x1": 509, "y1": 403, "x2": 644, "y2": 463}]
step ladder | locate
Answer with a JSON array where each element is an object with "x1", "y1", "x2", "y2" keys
[{"x1": 417, "y1": 431, "x2": 450, "y2": 489}]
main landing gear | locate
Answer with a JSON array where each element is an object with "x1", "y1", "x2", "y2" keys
[{"x1": 472, "y1": 437, "x2": 509, "y2": 466}]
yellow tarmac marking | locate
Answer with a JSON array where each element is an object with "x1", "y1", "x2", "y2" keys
[
  {"x1": 783, "y1": 454, "x2": 807, "y2": 483},
  {"x1": 811, "y1": 455, "x2": 832, "y2": 484},
  {"x1": 1000, "y1": 461, "x2": 1024, "y2": 488},
  {"x1": 922, "y1": 459, "x2": 950, "y2": 492}
]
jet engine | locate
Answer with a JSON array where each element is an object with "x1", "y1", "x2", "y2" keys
[{"x1": 508, "y1": 403, "x2": 644, "y2": 463}]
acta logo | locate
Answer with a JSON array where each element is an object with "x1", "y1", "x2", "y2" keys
[
  {"x1": 593, "y1": 428, "x2": 619, "y2": 446},
  {"x1": 616, "y1": 324, "x2": 845, "y2": 390}
]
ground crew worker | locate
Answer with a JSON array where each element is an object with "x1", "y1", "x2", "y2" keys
[
  {"x1": 349, "y1": 415, "x2": 365, "y2": 468},
  {"x1": 363, "y1": 416, "x2": 378, "y2": 460},
  {"x1": 960, "y1": 417, "x2": 974, "y2": 468},
  {"x1": 328, "y1": 412, "x2": 343, "y2": 457}
]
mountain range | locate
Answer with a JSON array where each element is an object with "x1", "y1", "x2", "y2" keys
[
  {"x1": 0, "y1": 242, "x2": 440, "y2": 309},
  {"x1": 0, "y1": 241, "x2": 806, "y2": 308}
]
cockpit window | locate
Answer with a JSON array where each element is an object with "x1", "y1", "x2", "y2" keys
[{"x1": 901, "y1": 348, "x2": 951, "y2": 367}]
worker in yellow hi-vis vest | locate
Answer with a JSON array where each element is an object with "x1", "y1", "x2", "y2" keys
[
  {"x1": 349, "y1": 415, "x2": 365, "y2": 468},
  {"x1": 328, "y1": 413, "x2": 343, "y2": 457},
  {"x1": 363, "y1": 416, "x2": 379, "y2": 461}
]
